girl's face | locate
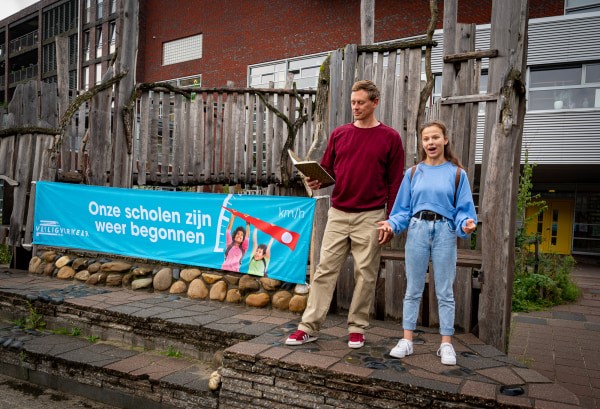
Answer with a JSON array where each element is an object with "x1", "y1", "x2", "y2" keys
[
  {"x1": 254, "y1": 248, "x2": 265, "y2": 259},
  {"x1": 421, "y1": 125, "x2": 448, "y2": 162},
  {"x1": 234, "y1": 230, "x2": 244, "y2": 243}
]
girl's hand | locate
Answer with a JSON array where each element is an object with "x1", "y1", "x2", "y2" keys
[{"x1": 462, "y1": 219, "x2": 476, "y2": 234}]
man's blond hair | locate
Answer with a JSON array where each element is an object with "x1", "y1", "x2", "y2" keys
[{"x1": 351, "y1": 80, "x2": 380, "y2": 101}]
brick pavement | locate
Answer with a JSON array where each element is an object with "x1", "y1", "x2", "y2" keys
[
  {"x1": 0, "y1": 262, "x2": 592, "y2": 408},
  {"x1": 509, "y1": 256, "x2": 600, "y2": 409}
]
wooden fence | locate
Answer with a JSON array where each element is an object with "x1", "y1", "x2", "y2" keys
[{"x1": 1, "y1": 0, "x2": 527, "y2": 351}]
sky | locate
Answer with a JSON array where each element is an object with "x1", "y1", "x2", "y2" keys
[{"x1": 0, "y1": 0, "x2": 40, "y2": 21}]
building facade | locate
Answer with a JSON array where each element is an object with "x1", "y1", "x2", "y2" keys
[
  {"x1": 0, "y1": 0, "x2": 119, "y2": 104},
  {"x1": 1, "y1": 0, "x2": 599, "y2": 256}
]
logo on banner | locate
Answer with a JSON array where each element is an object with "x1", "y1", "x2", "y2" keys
[{"x1": 35, "y1": 219, "x2": 90, "y2": 238}]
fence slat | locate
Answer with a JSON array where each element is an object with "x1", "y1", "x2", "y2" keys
[
  {"x1": 171, "y1": 93, "x2": 183, "y2": 185},
  {"x1": 214, "y1": 93, "x2": 224, "y2": 179},
  {"x1": 222, "y1": 90, "x2": 234, "y2": 181},
  {"x1": 160, "y1": 91, "x2": 170, "y2": 183},
  {"x1": 329, "y1": 49, "x2": 343, "y2": 134},
  {"x1": 195, "y1": 94, "x2": 206, "y2": 182},
  {"x1": 137, "y1": 91, "x2": 150, "y2": 185},
  {"x1": 205, "y1": 93, "x2": 215, "y2": 181},
  {"x1": 182, "y1": 97, "x2": 191, "y2": 184},
  {"x1": 264, "y1": 88, "x2": 274, "y2": 181},
  {"x1": 244, "y1": 94, "x2": 255, "y2": 182},
  {"x1": 233, "y1": 94, "x2": 244, "y2": 182},
  {"x1": 392, "y1": 50, "x2": 407, "y2": 155},
  {"x1": 8, "y1": 134, "x2": 34, "y2": 246},
  {"x1": 77, "y1": 103, "x2": 86, "y2": 172},
  {"x1": 272, "y1": 93, "x2": 284, "y2": 183},
  {"x1": 255, "y1": 94, "x2": 265, "y2": 182},
  {"x1": 148, "y1": 92, "x2": 159, "y2": 183}
]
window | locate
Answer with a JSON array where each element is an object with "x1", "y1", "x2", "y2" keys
[
  {"x1": 565, "y1": 0, "x2": 600, "y2": 13},
  {"x1": 96, "y1": 63, "x2": 102, "y2": 84},
  {"x1": 83, "y1": 30, "x2": 90, "y2": 61},
  {"x1": 97, "y1": 0, "x2": 104, "y2": 19},
  {"x1": 84, "y1": 0, "x2": 91, "y2": 23},
  {"x1": 109, "y1": 0, "x2": 117, "y2": 14},
  {"x1": 527, "y1": 63, "x2": 600, "y2": 111},
  {"x1": 82, "y1": 66, "x2": 90, "y2": 90},
  {"x1": 69, "y1": 34, "x2": 77, "y2": 66},
  {"x1": 573, "y1": 192, "x2": 600, "y2": 254},
  {"x1": 109, "y1": 22, "x2": 116, "y2": 54},
  {"x1": 249, "y1": 53, "x2": 327, "y2": 89},
  {"x1": 176, "y1": 75, "x2": 202, "y2": 87},
  {"x1": 162, "y1": 34, "x2": 202, "y2": 66},
  {"x1": 95, "y1": 27, "x2": 103, "y2": 58}
]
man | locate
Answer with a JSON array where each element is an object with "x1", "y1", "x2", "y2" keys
[{"x1": 286, "y1": 80, "x2": 405, "y2": 349}]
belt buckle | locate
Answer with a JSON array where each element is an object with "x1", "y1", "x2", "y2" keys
[{"x1": 423, "y1": 211, "x2": 435, "y2": 220}]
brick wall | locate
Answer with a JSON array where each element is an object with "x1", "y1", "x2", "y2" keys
[{"x1": 138, "y1": 0, "x2": 565, "y2": 87}]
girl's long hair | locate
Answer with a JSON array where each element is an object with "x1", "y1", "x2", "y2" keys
[{"x1": 418, "y1": 120, "x2": 463, "y2": 168}]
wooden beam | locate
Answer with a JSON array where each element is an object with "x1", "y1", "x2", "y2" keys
[
  {"x1": 0, "y1": 175, "x2": 19, "y2": 186},
  {"x1": 444, "y1": 49, "x2": 499, "y2": 63},
  {"x1": 357, "y1": 38, "x2": 437, "y2": 53},
  {"x1": 380, "y1": 249, "x2": 482, "y2": 269},
  {"x1": 440, "y1": 93, "x2": 499, "y2": 104}
]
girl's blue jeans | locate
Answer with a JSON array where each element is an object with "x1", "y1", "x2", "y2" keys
[{"x1": 403, "y1": 217, "x2": 457, "y2": 336}]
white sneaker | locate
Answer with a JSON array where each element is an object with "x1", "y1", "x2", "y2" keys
[
  {"x1": 390, "y1": 338, "x2": 413, "y2": 358},
  {"x1": 437, "y1": 342, "x2": 457, "y2": 365}
]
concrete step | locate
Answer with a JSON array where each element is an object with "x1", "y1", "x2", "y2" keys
[{"x1": 0, "y1": 319, "x2": 219, "y2": 409}]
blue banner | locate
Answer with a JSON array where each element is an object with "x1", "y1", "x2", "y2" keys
[{"x1": 33, "y1": 182, "x2": 316, "y2": 284}]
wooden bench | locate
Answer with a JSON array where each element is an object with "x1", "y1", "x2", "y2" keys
[
  {"x1": 377, "y1": 248, "x2": 483, "y2": 332},
  {"x1": 380, "y1": 248, "x2": 483, "y2": 269}
]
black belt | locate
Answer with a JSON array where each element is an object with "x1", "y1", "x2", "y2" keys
[{"x1": 413, "y1": 210, "x2": 445, "y2": 221}]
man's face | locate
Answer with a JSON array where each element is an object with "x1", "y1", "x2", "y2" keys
[{"x1": 351, "y1": 89, "x2": 378, "y2": 121}]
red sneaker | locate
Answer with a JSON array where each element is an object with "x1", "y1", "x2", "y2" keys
[
  {"x1": 285, "y1": 330, "x2": 317, "y2": 346},
  {"x1": 348, "y1": 332, "x2": 365, "y2": 349}
]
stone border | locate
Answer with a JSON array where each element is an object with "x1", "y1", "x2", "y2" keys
[{"x1": 29, "y1": 250, "x2": 309, "y2": 312}]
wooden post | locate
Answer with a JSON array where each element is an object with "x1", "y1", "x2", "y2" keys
[
  {"x1": 111, "y1": 0, "x2": 139, "y2": 187},
  {"x1": 361, "y1": 0, "x2": 375, "y2": 45},
  {"x1": 478, "y1": 0, "x2": 529, "y2": 352}
]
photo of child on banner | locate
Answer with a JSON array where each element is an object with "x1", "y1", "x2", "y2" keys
[
  {"x1": 247, "y1": 227, "x2": 274, "y2": 277},
  {"x1": 220, "y1": 207, "x2": 301, "y2": 279},
  {"x1": 221, "y1": 213, "x2": 249, "y2": 272}
]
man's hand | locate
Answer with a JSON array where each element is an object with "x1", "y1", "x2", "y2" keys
[
  {"x1": 377, "y1": 221, "x2": 394, "y2": 245},
  {"x1": 305, "y1": 176, "x2": 322, "y2": 190}
]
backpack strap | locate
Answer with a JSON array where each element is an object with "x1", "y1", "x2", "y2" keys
[
  {"x1": 453, "y1": 166, "x2": 461, "y2": 207},
  {"x1": 410, "y1": 164, "x2": 417, "y2": 181}
]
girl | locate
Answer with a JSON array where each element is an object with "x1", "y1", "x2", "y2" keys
[
  {"x1": 221, "y1": 214, "x2": 250, "y2": 272},
  {"x1": 378, "y1": 119, "x2": 477, "y2": 365}
]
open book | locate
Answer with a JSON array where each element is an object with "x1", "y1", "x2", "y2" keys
[{"x1": 288, "y1": 149, "x2": 335, "y2": 188}]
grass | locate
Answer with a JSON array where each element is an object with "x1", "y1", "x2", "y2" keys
[
  {"x1": 11, "y1": 302, "x2": 46, "y2": 331},
  {"x1": 162, "y1": 345, "x2": 182, "y2": 358}
]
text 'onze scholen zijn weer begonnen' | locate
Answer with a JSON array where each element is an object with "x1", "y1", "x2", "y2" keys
[{"x1": 88, "y1": 201, "x2": 210, "y2": 244}]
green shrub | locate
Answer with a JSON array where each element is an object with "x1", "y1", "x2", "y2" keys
[
  {"x1": 0, "y1": 244, "x2": 10, "y2": 264},
  {"x1": 512, "y1": 252, "x2": 580, "y2": 312},
  {"x1": 511, "y1": 153, "x2": 580, "y2": 312}
]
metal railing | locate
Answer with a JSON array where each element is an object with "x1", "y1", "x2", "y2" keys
[
  {"x1": 9, "y1": 64, "x2": 38, "y2": 84},
  {"x1": 9, "y1": 30, "x2": 39, "y2": 54}
]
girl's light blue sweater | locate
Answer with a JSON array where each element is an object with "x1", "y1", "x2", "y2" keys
[{"x1": 387, "y1": 161, "x2": 477, "y2": 239}]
